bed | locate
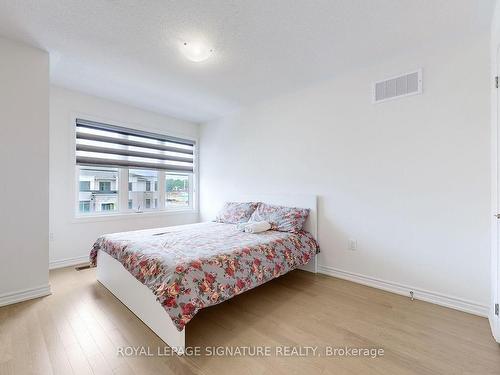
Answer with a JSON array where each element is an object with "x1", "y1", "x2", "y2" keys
[{"x1": 93, "y1": 194, "x2": 319, "y2": 354}]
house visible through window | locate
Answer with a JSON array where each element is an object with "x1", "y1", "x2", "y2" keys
[
  {"x1": 78, "y1": 167, "x2": 119, "y2": 214},
  {"x1": 75, "y1": 119, "x2": 195, "y2": 216},
  {"x1": 128, "y1": 169, "x2": 158, "y2": 210}
]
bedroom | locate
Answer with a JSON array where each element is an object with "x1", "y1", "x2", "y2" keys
[{"x1": 0, "y1": 1, "x2": 499, "y2": 374}]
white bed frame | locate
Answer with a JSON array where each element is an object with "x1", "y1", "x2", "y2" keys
[{"x1": 96, "y1": 194, "x2": 318, "y2": 354}]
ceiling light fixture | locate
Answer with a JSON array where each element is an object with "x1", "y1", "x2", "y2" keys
[{"x1": 181, "y1": 41, "x2": 214, "y2": 63}]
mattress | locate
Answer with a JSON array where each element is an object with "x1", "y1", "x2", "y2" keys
[{"x1": 90, "y1": 221, "x2": 319, "y2": 330}]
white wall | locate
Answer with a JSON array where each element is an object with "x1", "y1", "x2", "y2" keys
[
  {"x1": 0, "y1": 37, "x2": 50, "y2": 302},
  {"x1": 200, "y1": 35, "x2": 491, "y2": 313},
  {"x1": 49, "y1": 86, "x2": 199, "y2": 267}
]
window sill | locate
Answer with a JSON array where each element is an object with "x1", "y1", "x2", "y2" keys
[{"x1": 71, "y1": 209, "x2": 198, "y2": 223}]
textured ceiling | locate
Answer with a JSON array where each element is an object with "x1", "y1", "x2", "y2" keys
[{"x1": 0, "y1": 0, "x2": 494, "y2": 123}]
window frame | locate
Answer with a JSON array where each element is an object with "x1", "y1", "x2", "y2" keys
[{"x1": 72, "y1": 113, "x2": 198, "y2": 220}]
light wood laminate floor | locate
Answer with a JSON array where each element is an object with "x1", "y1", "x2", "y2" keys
[{"x1": 0, "y1": 267, "x2": 499, "y2": 375}]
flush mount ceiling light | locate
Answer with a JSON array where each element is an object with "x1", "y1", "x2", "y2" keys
[{"x1": 181, "y1": 41, "x2": 214, "y2": 62}]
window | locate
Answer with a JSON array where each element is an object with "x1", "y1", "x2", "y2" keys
[
  {"x1": 128, "y1": 169, "x2": 158, "y2": 211},
  {"x1": 75, "y1": 119, "x2": 196, "y2": 216},
  {"x1": 78, "y1": 167, "x2": 119, "y2": 214},
  {"x1": 99, "y1": 181, "x2": 111, "y2": 191},
  {"x1": 101, "y1": 203, "x2": 115, "y2": 211},
  {"x1": 166, "y1": 174, "x2": 190, "y2": 208},
  {"x1": 80, "y1": 181, "x2": 90, "y2": 191},
  {"x1": 79, "y1": 201, "x2": 90, "y2": 212}
]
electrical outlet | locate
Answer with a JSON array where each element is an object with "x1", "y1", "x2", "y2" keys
[{"x1": 348, "y1": 239, "x2": 357, "y2": 251}]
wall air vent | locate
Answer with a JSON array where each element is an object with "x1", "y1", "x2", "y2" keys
[{"x1": 373, "y1": 69, "x2": 422, "y2": 103}]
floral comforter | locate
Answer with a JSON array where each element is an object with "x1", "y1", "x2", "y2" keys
[{"x1": 90, "y1": 222, "x2": 320, "y2": 331}]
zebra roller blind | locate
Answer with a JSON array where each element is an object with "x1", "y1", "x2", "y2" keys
[{"x1": 75, "y1": 119, "x2": 195, "y2": 173}]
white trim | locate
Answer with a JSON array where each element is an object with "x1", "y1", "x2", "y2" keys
[
  {"x1": 71, "y1": 208, "x2": 198, "y2": 223},
  {"x1": 158, "y1": 170, "x2": 167, "y2": 210},
  {"x1": 489, "y1": 39, "x2": 500, "y2": 343},
  {"x1": 49, "y1": 255, "x2": 90, "y2": 270},
  {"x1": 0, "y1": 284, "x2": 51, "y2": 307},
  {"x1": 490, "y1": 312, "x2": 500, "y2": 342},
  {"x1": 318, "y1": 265, "x2": 489, "y2": 318},
  {"x1": 120, "y1": 168, "x2": 128, "y2": 211}
]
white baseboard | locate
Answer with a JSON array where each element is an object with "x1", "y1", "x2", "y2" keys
[
  {"x1": 489, "y1": 314, "x2": 500, "y2": 343},
  {"x1": 318, "y1": 265, "x2": 489, "y2": 318},
  {"x1": 0, "y1": 284, "x2": 51, "y2": 307},
  {"x1": 49, "y1": 255, "x2": 89, "y2": 270}
]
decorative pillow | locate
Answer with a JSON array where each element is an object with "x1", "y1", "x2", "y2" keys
[
  {"x1": 215, "y1": 202, "x2": 258, "y2": 224},
  {"x1": 249, "y1": 203, "x2": 309, "y2": 232}
]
